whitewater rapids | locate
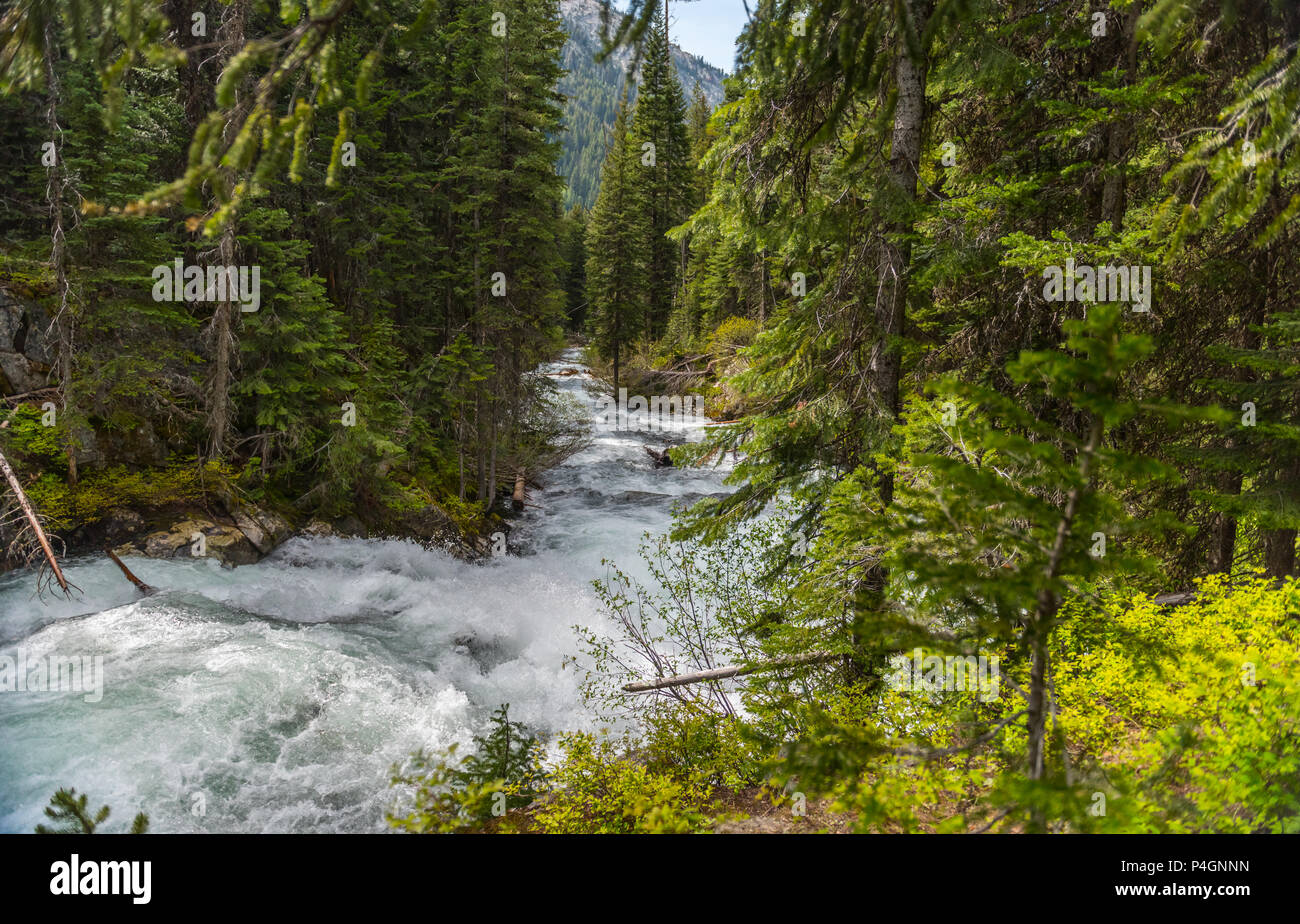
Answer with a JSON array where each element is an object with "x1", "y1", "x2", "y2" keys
[{"x1": 0, "y1": 350, "x2": 731, "y2": 832}]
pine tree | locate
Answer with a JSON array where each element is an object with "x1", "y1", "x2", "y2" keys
[
  {"x1": 35, "y1": 787, "x2": 148, "y2": 834},
  {"x1": 234, "y1": 207, "x2": 354, "y2": 483},
  {"x1": 1203, "y1": 309, "x2": 1300, "y2": 577},
  {"x1": 684, "y1": 79, "x2": 713, "y2": 208},
  {"x1": 626, "y1": 6, "x2": 691, "y2": 341},
  {"x1": 451, "y1": 704, "x2": 547, "y2": 816},
  {"x1": 800, "y1": 303, "x2": 1196, "y2": 828},
  {"x1": 585, "y1": 90, "x2": 649, "y2": 393},
  {"x1": 560, "y1": 204, "x2": 590, "y2": 327}
]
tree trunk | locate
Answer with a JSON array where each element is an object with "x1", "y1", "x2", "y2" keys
[
  {"x1": 1264, "y1": 527, "x2": 1296, "y2": 579},
  {"x1": 612, "y1": 303, "x2": 621, "y2": 397},
  {"x1": 204, "y1": 3, "x2": 246, "y2": 458},
  {"x1": 42, "y1": 18, "x2": 76, "y2": 486},
  {"x1": 868, "y1": 0, "x2": 931, "y2": 506},
  {"x1": 1099, "y1": 5, "x2": 1140, "y2": 231},
  {"x1": 488, "y1": 401, "x2": 498, "y2": 509},
  {"x1": 106, "y1": 548, "x2": 156, "y2": 595},
  {"x1": 855, "y1": 1, "x2": 932, "y2": 678},
  {"x1": 1027, "y1": 415, "x2": 1104, "y2": 794},
  {"x1": 1207, "y1": 466, "x2": 1241, "y2": 574},
  {"x1": 622, "y1": 651, "x2": 835, "y2": 692},
  {"x1": 207, "y1": 225, "x2": 237, "y2": 455},
  {"x1": 0, "y1": 444, "x2": 71, "y2": 595}
]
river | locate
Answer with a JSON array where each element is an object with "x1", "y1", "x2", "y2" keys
[{"x1": 0, "y1": 349, "x2": 731, "y2": 832}]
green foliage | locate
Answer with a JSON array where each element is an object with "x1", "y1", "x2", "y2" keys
[
  {"x1": 388, "y1": 704, "x2": 547, "y2": 833},
  {"x1": 704, "y1": 316, "x2": 760, "y2": 357},
  {"x1": 451, "y1": 705, "x2": 548, "y2": 816},
  {"x1": 638, "y1": 705, "x2": 764, "y2": 792},
  {"x1": 6, "y1": 0, "x2": 1300, "y2": 839},
  {"x1": 753, "y1": 576, "x2": 1300, "y2": 834},
  {"x1": 26, "y1": 461, "x2": 235, "y2": 532},
  {"x1": 0, "y1": 0, "x2": 576, "y2": 540},
  {"x1": 555, "y1": 1, "x2": 724, "y2": 209},
  {"x1": 531, "y1": 732, "x2": 713, "y2": 834},
  {"x1": 35, "y1": 787, "x2": 149, "y2": 834},
  {"x1": 0, "y1": 405, "x2": 65, "y2": 468},
  {"x1": 1060, "y1": 575, "x2": 1300, "y2": 833}
]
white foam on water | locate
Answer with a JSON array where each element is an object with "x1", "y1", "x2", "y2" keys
[{"x1": 0, "y1": 349, "x2": 733, "y2": 832}]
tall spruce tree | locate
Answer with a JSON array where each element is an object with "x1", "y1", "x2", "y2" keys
[
  {"x1": 626, "y1": 6, "x2": 692, "y2": 342},
  {"x1": 585, "y1": 91, "x2": 649, "y2": 393}
]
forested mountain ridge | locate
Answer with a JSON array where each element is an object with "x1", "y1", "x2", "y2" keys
[{"x1": 558, "y1": 0, "x2": 725, "y2": 207}]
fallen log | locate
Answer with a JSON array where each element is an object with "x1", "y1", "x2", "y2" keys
[
  {"x1": 625, "y1": 590, "x2": 1206, "y2": 696},
  {"x1": 105, "y1": 548, "x2": 156, "y2": 596},
  {"x1": 622, "y1": 650, "x2": 836, "y2": 693},
  {"x1": 0, "y1": 386, "x2": 58, "y2": 405},
  {"x1": 0, "y1": 442, "x2": 71, "y2": 596}
]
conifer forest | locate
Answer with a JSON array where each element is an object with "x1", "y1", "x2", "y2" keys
[{"x1": 0, "y1": 0, "x2": 1297, "y2": 871}]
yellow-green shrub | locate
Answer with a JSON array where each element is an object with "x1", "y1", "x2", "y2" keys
[
  {"x1": 532, "y1": 733, "x2": 714, "y2": 834},
  {"x1": 26, "y1": 460, "x2": 235, "y2": 531},
  {"x1": 705, "y1": 316, "x2": 761, "y2": 356},
  {"x1": 1054, "y1": 575, "x2": 1300, "y2": 831}
]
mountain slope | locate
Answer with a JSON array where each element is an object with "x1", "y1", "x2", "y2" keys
[{"x1": 558, "y1": 0, "x2": 726, "y2": 208}]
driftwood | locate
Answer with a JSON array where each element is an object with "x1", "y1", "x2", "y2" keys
[
  {"x1": 0, "y1": 386, "x2": 58, "y2": 405},
  {"x1": 643, "y1": 446, "x2": 673, "y2": 468},
  {"x1": 512, "y1": 471, "x2": 527, "y2": 511},
  {"x1": 105, "y1": 548, "x2": 156, "y2": 596},
  {"x1": 622, "y1": 650, "x2": 836, "y2": 693},
  {"x1": 0, "y1": 441, "x2": 71, "y2": 596}
]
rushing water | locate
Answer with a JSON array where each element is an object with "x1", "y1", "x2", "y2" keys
[{"x1": 0, "y1": 350, "x2": 731, "y2": 832}]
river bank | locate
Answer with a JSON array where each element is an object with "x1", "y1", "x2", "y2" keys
[{"x1": 0, "y1": 349, "x2": 733, "y2": 832}]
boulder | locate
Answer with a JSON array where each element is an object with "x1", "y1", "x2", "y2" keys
[
  {"x1": 0, "y1": 291, "x2": 55, "y2": 396},
  {"x1": 299, "y1": 519, "x2": 338, "y2": 538},
  {"x1": 133, "y1": 518, "x2": 261, "y2": 566},
  {"x1": 0, "y1": 292, "x2": 55, "y2": 365},
  {"x1": 0, "y1": 351, "x2": 50, "y2": 395},
  {"x1": 100, "y1": 507, "x2": 146, "y2": 545},
  {"x1": 231, "y1": 507, "x2": 292, "y2": 555},
  {"x1": 333, "y1": 515, "x2": 367, "y2": 538}
]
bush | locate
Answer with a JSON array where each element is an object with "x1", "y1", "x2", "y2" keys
[
  {"x1": 1055, "y1": 575, "x2": 1300, "y2": 832},
  {"x1": 24, "y1": 459, "x2": 235, "y2": 532},
  {"x1": 786, "y1": 576, "x2": 1300, "y2": 833},
  {"x1": 532, "y1": 733, "x2": 714, "y2": 834},
  {"x1": 640, "y1": 704, "x2": 764, "y2": 791},
  {"x1": 388, "y1": 704, "x2": 547, "y2": 833},
  {"x1": 705, "y1": 316, "x2": 761, "y2": 356}
]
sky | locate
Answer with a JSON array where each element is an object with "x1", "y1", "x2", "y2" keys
[{"x1": 662, "y1": 0, "x2": 752, "y2": 73}]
